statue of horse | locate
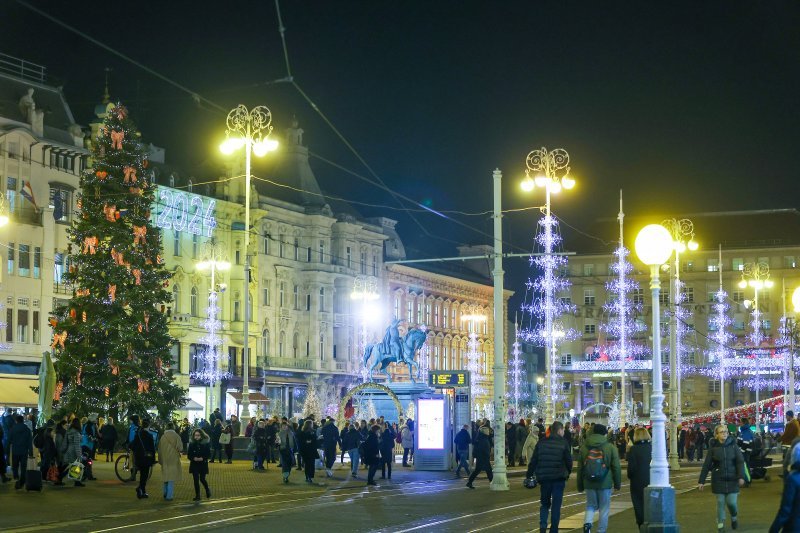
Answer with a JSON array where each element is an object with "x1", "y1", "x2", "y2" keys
[{"x1": 363, "y1": 328, "x2": 427, "y2": 383}]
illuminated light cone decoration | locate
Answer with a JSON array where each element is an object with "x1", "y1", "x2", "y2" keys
[
  {"x1": 507, "y1": 334, "x2": 528, "y2": 420},
  {"x1": 52, "y1": 103, "x2": 184, "y2": 418},
  {"x1": 192, "y1": 290, "x2": 230, "y2": 385},
  {"x1": 465, "y1": 331, "x2": 486, "y2": 407}
]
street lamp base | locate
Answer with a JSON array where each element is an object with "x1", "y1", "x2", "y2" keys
[
  {"x1": 641, "y1": 486, "x2": 680, "y2": 532},
  {"x1": 668, "y1": 454, "x2": 681, "y2": 471},
  {"x1": 489, "y1": 473, "x2": 509, "y2": 491}
]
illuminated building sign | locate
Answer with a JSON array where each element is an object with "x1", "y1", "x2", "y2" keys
[
  {"x1": 417, "y1": 398, "x2": 445, "y2": 450},
  {"x1": 428, "y1": 371, "x2": 470, "y2": 388},
  {"x1": 155, "y1": 187, "x2": 217, "y2": 237}
]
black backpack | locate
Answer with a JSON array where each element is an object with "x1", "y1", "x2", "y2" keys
[
  {"x1": 583, "y1": 445, "x2": 609, "y2": 481},
  {"x1": 33, "y1": 428, "x2": 45, "y2": 449}
]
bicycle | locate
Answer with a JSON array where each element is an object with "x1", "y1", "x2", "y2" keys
[{"x1": 114, "y1": 451, "x2": 137, "y2": 482}]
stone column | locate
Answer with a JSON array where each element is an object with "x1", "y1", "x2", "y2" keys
[
  {"x1": 573, "y1": 380, "x2": 583, "y2": 412},
  {"x1": 592, "y1": 380, "x2": 601, "y2": 405},
  {"x1": 642, "y1": 381, "x2": 651, "y2": 414}
]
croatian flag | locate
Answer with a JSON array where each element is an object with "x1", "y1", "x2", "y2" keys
[{"x1": 20, "y1": 181, "x2": 38, "y2": 210}]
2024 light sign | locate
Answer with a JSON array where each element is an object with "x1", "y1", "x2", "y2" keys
[{"x1": 154, "y1": 188, "x2": 217, "y2": 237}]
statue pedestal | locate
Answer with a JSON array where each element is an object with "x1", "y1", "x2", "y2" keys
[{"x1": 358, "y1": 381, "x2": 432, "y2": 424}]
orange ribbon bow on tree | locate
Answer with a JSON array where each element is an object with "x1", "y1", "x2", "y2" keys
[
  {"x1": 110, "y1": 130, "x2": 124, "y2": 150},
  {"x1": 108, "y1": 284, "x2": 117, "y2": 302},
  {"x1": 82, "y1": 236, "x2": 98, "y2": 254},
  {"x1": 132, "y1": 225, "x2": 147, "y2": 245},
  {"x1": 123, "y1": 166, "x2": 137, "y2": 184}
]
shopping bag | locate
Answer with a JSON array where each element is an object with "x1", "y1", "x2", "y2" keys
[
  {"x1": 46, "y1": 464, "x2": 60, "y2": 482},
  {"x1": 67, "y1": 460, "x2": 84, "y2": 481}
]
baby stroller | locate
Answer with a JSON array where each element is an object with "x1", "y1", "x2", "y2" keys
[{"x1": 748, "y1": 436, "x2": 774, "y2": 482}]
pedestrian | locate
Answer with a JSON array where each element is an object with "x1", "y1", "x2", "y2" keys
[
  {"x1": 277, "y1": 420, "x2": 296, "y2": 483},
  {"x1": 505, "y1": 422, "x2": 516, "y2": 464},
  {"x1": 737, "y1": 417, "x2": 755, "y2": 484},
  {"x1": 454, "y1": 424, "x2": 472, "y2": 478},
  {"x1": 157, "y1": 422, "x2": 183, "y2": 501},
  {"x1": 364, "y1": 424, "x2": 381, "y2": 486},
  {"x1": 265, "y1": 419, "x2": 278, "y2": 464},
  {"x1": 686, "y1": 428, "x2": 697, "y2": 462},
  {"x1": 696, "y1": 425, "x2": 706, "y2": 462},
  {"x1": 39, "y1": 425, "x2": 57, "y2": 482},
  {"x1": 321, "y1": 418, "x2": 341, "y2": 478},
  {"x1": 209, "y1": 418, "x2": 223, "y2": 463},
  {"x1": 535, "y1": 417, "x2": 546, "y2": 437},
  {"x1": 522, "y1": 425, "x2": 540, "y2": 466},
  {"x1": 380, "y1": 422, "x2": 395, "y2": 480},
  {"x1": 577, "y1": 423, "x2": 621, "y2": 533},
  {"x1": 252, "y1": 419, "x2": 268, "y2": 470},
  {"x1": 100, "y1": 417, "x2": 118, "y2": 462},
  {"x1": 188, "y1": 429, "x2": 211, "y2": 501},
  {"x1": 781, "y1": 410, "x2": 800, "y2": 475},
  {"x1": 0, "y1": 423, "x2": 7, "y2": 483},
  {"x1": 244, "y1": 416, "x2": 256, "y2": 438},
  {"x1": 401, "y1": 419, "x2": 414, "y2": 467},
  {"x1": 179, "y1": 418, "x2": 191, "y2": 453},
  {"x1": 231, "y1": 415, "x2": 241, "y2": 437},
  {"x1": 130, "y1": 418, "x2": 157, "y2": 499},
  {"x1": 81, "y1": 414, "x2": 99, "y2": 465},
  {"x1": 342, "y1": 422, "x2": 362, "y2": 479},
  {"x1": 515, "y1": 419, "x2": 529, "y2": 466},
  {"x1": 297, "y1": 420, "x2": 319, "y2": 483},
  {"x1": 769, "y1": 442, "x2": 800, "y2": 532},
  {"x1": 698, "y1": 424, "x2": 746, "y2": 532},
  {"x1": 8, "y1": 414, "x2": 33, "y2": 490},
  {"x1": 526, "y1": 421, "x2": 573, "y2": 532},
  {"x1": 221, "y1": 422, "x2": 234, "y2": 464},
  {"x1": 466, "y1": 421, "x2": 493, "y2": 488},
  {"x1": 60, "y1": 418, "x2": 84, "y2": 487},
  {"x1": 626, "y1": 427, "x2": 652, "y2": 529}
]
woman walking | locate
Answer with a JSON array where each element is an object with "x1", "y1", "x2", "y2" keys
[
  {"x1": 252, "y1": 420, "x2": 268, "y2": 470},
  {"x1": 221, "y1": 422, "x2": 234, "y2": 464},
  {"x1": 277, "y1": 420, "x2": 296, "y2": 483},
  {"x1": 210, "y1": 419, "x2": 223, "y2": 463},
  {"x1": 131, "y1": 419, "x2": 156, "y2": 499},
  {"x1": 380, "y1": 422, "x2": 395, "y2": 480},
  {"x1": 297, "y1": 420, "x2": 319, "y2": 484},
  {"x1": 522, "y1": 425, "x2": 540, "y2": 465},
  {"x1": 698, "y1": 424, "x2": 745, "y2": 532},
  {"x1": 100, "y1": 417, "x2": 118, "y2": 462},
  {"x1": 364, "y1": 424, "x2": 381, "y2": 486},
  {"x1": 61, "y1": 418, "x2": 85, "y2": 487},
  {"x1": 769, "y1": 443, "x2": 800, "y2": 532},
  {"x1": 188, "y1": 429, "x2": 211, "y2": 501},
  {"x1": 157, "y1": 422, "x2": 183, "y2": 501},
  {"x1": 627, "y1": 427, "x2": 652, "y2": 530}
]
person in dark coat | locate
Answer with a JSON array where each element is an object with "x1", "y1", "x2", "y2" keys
[
  {"x1": 321, "y1": 418, "x2": 341, "y2": 477},
  {"x1": 363, "y1": 424, "x2": 381, "y2": 486},
  {"x1": 188, "y1": 429, "x2": 211, "y2": 501},
  {"x1": 209, "y1": 419, "x2": 223, "y2": 463},
  {"x1": 100, "y1": 417, "x2": 118, "y2": 462},
  {"x1": 769, "y1": 443, "x2": 800, "y2": 532},
  {"x1": 699, "y1": 424, "x2": 746, "y2": 532},
  {"x1": 466, "y1": 422, "x2": 493, "y2": 488},
  {"x1": 342, "y1": 423, "x2": 362, "y2": 478},
  {"x1": 130, "y1": 418, "x2": 156, "y2": 499},
  {"x1": 526, "y1": 421, "x2": 573, "y2": 532},
  {"x1": 8, "y1": 415, "x2": 33, "y2": 489},
  {"x1": 0, "y1": 424, "x2": 7, "y2": 483},
  {"x1": 626, "y1": 427, "x2": 652, "y2": 529},
  {"x1": 380, "y1": 422, "x2": 396, "y2": 480},
  {"x1": 297, "y1": 420, "x2": 319, "y2": 483},
  {"x1": 454, "y1": 424, "x2": 472, "y2": 477}
]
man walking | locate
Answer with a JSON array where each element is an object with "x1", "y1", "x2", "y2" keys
[
  {"x1": 466, "y1": 421, "x2": 493, "y2": 488},
  {"x1": 526, "y1": 421, "x2": 573, "y2": 532},
  {"x1": 454, "y1": 424, "x2": 472, "y2": 478},
  {"x1": 577, "y1": 424, "x2": 621, "y2": 533},
  {"x1": 321, "y1": 418, "x2": 341, "y2": 477}
]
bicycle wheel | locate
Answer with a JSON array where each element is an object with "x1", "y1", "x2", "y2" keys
[{"x1": 115, "y1": 454, "x2": 136, "y2": 482}]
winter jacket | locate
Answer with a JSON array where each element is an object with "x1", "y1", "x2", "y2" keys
[
  {"x1": 577, "y1": 433, "x2": 622, "y2": 492},
  {"x1": 188, "y1": 437, "x2": 211, "y2": 475},
  {"x1": 782, "y1": 418, "x2": 800, "y2": 446},
  {"x1": 252, "y1": 426, "x2": 269, "y2": 455},
  {"x1": 401, "y1": 425, "x2": 414, "y2": 448},
  {"x1": 158, "y1": 429, "x2": 183, "y2": 482},
  {"x1": 363, "y1": 432, "x2": 381, "y2": 465},
  {"x1": 379, "y1": 429, "x2": 396, "y2": 458},
  {"x1": 527, "y1": 434, "x2": 572, "y2": 482},
  {"x1": 454, "y1": 428, "x2": 472, "y2": 451},
  {"x1": 100, "y1": 423, "x2": 118, "y2": 449},
  {"x1": 131, "y1": 427, "x2": 156, "y2": 468},
  {"x1": 8, "y1": 420, "x2": 32, "y2": 457},
  {"x1": 63, "y1": 428, "x2": 83, "y2": 464},
  {"x1": 522, "y1": 430, "x2": 539, "y2": 464},
  {"x1": 626, "y1": 440, "x2": 652, "y2": 491},
  {"x1": 516, "y1": 424, "x2": 529, "y2": 449},
  {"x1": 473, "y1": 427, "x2": 492, "y2": 466},
  {"x1": 278, "y1": 427, "x2": 296, "y2": 451},
  {"x1": 210, "y1": 424, "x2": 223, "y2": 445},
  {"x1": 81, "y1": 422, "x2": 98, "y2": 450},
  {"x1": 769, "y1": 468, "x2": 800, "y2": 532},
  {"x1": 699, "y1": 436, "x2": 745, "y2": 494},
  {"x1": 321, "y1": 422, "x2": 341, "y2": 449},
  {"x1": 297, "y1": 430, "x2": 319, "y2": 459},
  {"x1": 737, "y1": 425, "x2": 755, "y2": 455},
  {"x1": 342, "y1": 428, "x2": 362, "y2": 451}
]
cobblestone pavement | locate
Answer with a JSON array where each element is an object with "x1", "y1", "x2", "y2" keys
[{"x1": 0, "y1": 457, "x2": 787, "y2": 532}]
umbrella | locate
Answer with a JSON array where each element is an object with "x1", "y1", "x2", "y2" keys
[{"x1": 37, "y1": 351, "x2": 56, "y2": 424}]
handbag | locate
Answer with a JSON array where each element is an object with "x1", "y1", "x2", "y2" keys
[
  {"x1": 246, "y1": 438, "x2": 256, "y2": 453},
  {"x1": 46, "y1": 463, "x2": 60, "y2": 482},
  {"x1": 67, "y1": 460, "x2": 84, "y2": 481},
  {"x1": 26, "y1": 456, "x2": 38, "y2": 471},
  {"x1": 137, "y1": 432, "x2": 154, "y2": 459},
  {"x1": 219, "y1": 433, "x2": 232, "y2": 445},
  {"x1": 523, "y1": 475, "x2": 538, "y2": 489}
]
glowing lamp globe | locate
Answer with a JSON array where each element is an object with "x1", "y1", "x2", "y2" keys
[
  {"x1": 253, "y1": 138, "x2": 279, "y2": 157},
  {"x1": 792, "y1": 286, "x2": 800, "y2": 313},
  {"x1": 687, "y1": 240, "x2": 699, "y2": 251},
  {"x1": 634, "y1": 224, "x2": 673, "y2": 266},
  {"x1": 220, "y1": 137, "x2": 244, "y2": 154},
  {"x1": 738, "y1": 279, "x2": 748, "y2": 289},
  {"x1": 521, "y1": 176, "x2": 535, "y2": 192},
  {"x1": 0, "y1": 214, "x2": 8, "y2": 227},
  {"x1": 550, "y1": 181, "x2": 562, "y2": 194},
  {"x1": 562, "y1": 176, "x2": 576, "y2": 189}
]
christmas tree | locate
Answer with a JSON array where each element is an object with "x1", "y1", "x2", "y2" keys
[
  {"x1": 52, "y1": 103, "x2": 185, "y2": 419},
  {"x1": 303, "y1": 378, "x2": 322, "y2": 418}
]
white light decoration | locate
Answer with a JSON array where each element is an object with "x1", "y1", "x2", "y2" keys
[
  {"x1": 155, "y1": 187, "x2": 217, "y2": 237},
  {"x1": 192, "y1": 244, "x2": 230, "y2": 395},
  {"x1": 507, "y1": 335, "x2": 528, "y2": 419},
  {"x1": 707, "y1": 285, "x2": 734, "y2": 416},
  {"x1": 466, "y1": 331, "x2": 486, "y2": 402}
]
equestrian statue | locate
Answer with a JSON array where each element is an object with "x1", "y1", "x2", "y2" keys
[{"x1": 363, "y1": 318, "x2": 428, "y2": 382}]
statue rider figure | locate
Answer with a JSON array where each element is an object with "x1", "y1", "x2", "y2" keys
[{"x1": 382, "y1": 318, "x2": 405, "y2": 363}]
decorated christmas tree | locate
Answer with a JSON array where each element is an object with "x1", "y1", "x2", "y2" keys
[
  {"x1": 303, "y1": 378, "x2": 323, "y2": 418},
  {"x1": 51, "y1": 104, "x2": 184, "y2": 419}
]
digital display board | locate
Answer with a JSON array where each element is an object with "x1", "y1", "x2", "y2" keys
[
  {"x1": 417, "y1": 398, "x2": 445, "y2": 450},
  {"x1": 428, "y1": 371, "x2": 469, "y2": 388}
]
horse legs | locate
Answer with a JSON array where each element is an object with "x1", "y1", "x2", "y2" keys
[
  {"x1": 380, "y1": 362, "x2": 392, "y2": 382},
  {"x1": 406, "y1": 359, "x2": 420, "y2": 383}
]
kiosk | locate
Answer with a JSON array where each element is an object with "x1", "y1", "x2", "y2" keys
[{"x1": 414, "y1": 394, "x2": 452, "y2": 470}]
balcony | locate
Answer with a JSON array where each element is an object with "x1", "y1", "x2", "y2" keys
[
  {"x1": 262, "y1": 356, "x2": 313, "y2": 371},
  {"x1": 10, "y1": 206, "x2": 43, "y2": 226},
  {"x1": 225, "y1": 365, "x2": 260, "y2": 378}
]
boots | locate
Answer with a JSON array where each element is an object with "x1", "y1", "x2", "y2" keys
[{"x1": 583, "y1": 524, "x2": 592, "y2": 532}]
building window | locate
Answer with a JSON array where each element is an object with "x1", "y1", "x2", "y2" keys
[
  {"x1": 758, "y1": 257, "x2": 769, "y2": 267},
  {"x1": 732, "y1": 290, "x2": 744, "y2": 303},
  {"x1": 319, "y1": 240, "x2": 325, "y2": 263},
  {"x1": 681, "y1": 286, "x2": 694, "y2": 303},
  {"x1": 190, "y1": 287, "x2": 198, "y2": 316},
  {"x1": 416, "y1": 302, "x2": 422, "y2": 324},
  {"x1": 306, "y1": 294, "x2": 311, "y2": 311},
  {"x1": 279, "y1": 236, "x2": 284, "y2": 258},
  {"x1": 279, "y1": 282, "x2": 286, "y2": 308},
  {"x1": 18, "y1": 244, "x2": 30, "y2": 277},
  {"x1": 49, "y1": 187, "x2": 71, "y2": 222},
  {"x1": 294, "y1": 238, "x2": 299, "y2": 261},
  {"x1": 583, "y1": 264, "x2": 595, "y2": 276},
  {"x1": 293, "y1": 285, "x2": 299, "y2": 309},
  {"x1": 319, "y1": 287, "x2": 326, "y2": 312},
  {"x1": 319, "y1": 334, "x2": 325, "y2": 360},
  {"x1": 433, "y1": 305, "x2": 439, "y2": 327},
  {"x1": 233, "y1": 292, "x2": 241, "y2": 322},
  {"x1": 443, "y1": 306, "x2": 449, "y2": 328},
  {"x1": 17, "y1": 309, "x2": 28, "y2": 343},
  {"x1": 192, "y1": 234, "x2": 199, "y2": 258},
  {"x1": 784, "y1": 256, "x2": 796, "y2": 269},
  {"x1": 262, "y1": 283, "x2": 270, "y2": 306},
  {"x1": 708, "y1": 379, "x2": 721, "y2": 393},
  {"x1": 561, "y1": 354, "x2": 572, "y2": 365},
  {"x1": 346, "y1": 246, "x2": 352, "y2": 268},
  {"x1": 306, "y1": 247, "x2": 312, "y2": 262},
  {"x1": 235, "y1": 240, "x2": 242, "y2": 264},
  {"x1": 54, "y1": 251, "x2": 64, "y2": 284},
  {"x1": 7, "y1": 242, "x2": 14, "y2": 276},
  {"x1": 406, "y1": 301, "x2": 413, "y2": 323},
  {"x1": 261, "y1": 329, "x2": 270, "y2": 356},
  {"x1": 263, "y1": 236, "x2": 270, "y2": 255},
  {"x1": 658, "y1": 292, "x2": 669, "y2": 305},
  {"x1": 360, "y1": 251, "x2": 367, "y2": 274},
  {"x1": 560, "y1": 296, "x2": 572, "y2": 306},
  {"x1": 5, "y1": 307, "x2": 12, "y2": 342},
  {"x1": 451, "y1": 307, "x2": 456, "y2": 327},
  {"x1": 32, "y1": 310, "x2": 40, "y2": 344},
  {"x1": 394, "y1": 297, "x2": 400, "y2": 320},
  {"x1": 707, "y1": 259, "x2": 719, "y2": 272},
  {"x1": 173, "y1": 231, "x2": 180, "y2": 257},
  {"x1": 279, "y1": 331, "x2": 285, "y2": 357},
  {"x1": 632, "y1": 288, "x2": 644, "y2": 305},
  {"x1": 584, "y1": 289, "x2": 595, "y2": 306},
  {"x1": 763, "y1": 319, "x2": 772, "y2": 331},
  {"x1": 733, "y1": 319, "x2": 745, "y2": 331},
  {"x1": 373, "y1": 254, "x2": 378, "y2": 276},
  {"x1": 683, "y1": 260, "x2": 695, "y2": 272},
  {"x1": 584, "y1": 320, "x2": 596, "y2": 335},
  {"x1": 732, "y1": 258, "x2": 744, "y2": 271},
  {"x1": 172, "y1": 284, "x2": 181, "y2": 314}
]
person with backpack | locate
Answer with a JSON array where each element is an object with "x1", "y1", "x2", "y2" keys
[
  {"x1": 577, "y1": 424, "x2": 621, "y2": 533},
  {"x1": 526, "y1": 421, "x2": 573, "y2": 532},
  {"x1": 342, "y1": 422, "x2": 362, "y2": 479}
]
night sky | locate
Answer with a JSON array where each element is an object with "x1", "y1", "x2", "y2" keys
[{"x1": 4, "y1": 1, "x2": 800, "y2": 305}]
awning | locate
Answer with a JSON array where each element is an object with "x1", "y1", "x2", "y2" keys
[
  {"x1": 227, "y1": 391, "x2": 270, "y2": 404},
  {"x1": 0, "y1": 376, "x2": 39, "y2": 407},
  {"x1": 182, "y1": 399, "x2": 204, "y2": 411}
]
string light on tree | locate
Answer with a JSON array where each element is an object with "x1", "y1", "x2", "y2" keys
[{"x1": 507, "y1": 332, "x2": 528, "y2": 419}]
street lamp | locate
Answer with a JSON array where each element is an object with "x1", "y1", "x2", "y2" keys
[
  {"x1": 739, "y1": 261, "x2": 773, "y2": 430},
  {"x1": 195, "y1": 241, "x2": 231, "y2": 414},
  {"x1": 524, "y1": 147, "x2": 575, "y2": 426},
  {"x1": 635, "y1": 224, "x2": 680, "y2": 532},
  {"x1": 661, "y1": 218, "x2": 699, "y2": 471},
  {"x1": 351, "y1": 275, "x2": 380, "y2": 381},
  {"x1": 220, "y1": 104, "x2": 278, "y2": 417}
]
